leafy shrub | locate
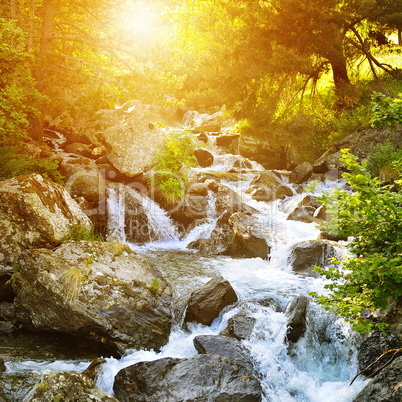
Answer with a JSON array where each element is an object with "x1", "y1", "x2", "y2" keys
[
  {"x1": 150, "y1": 128, "x2": 198, "y2": 203},
  {"x1": 367, "y1": 140, "x2": 402, "y2": 180},
  {"x1": 310, "y1": 150, "x2": 402, "y2": 333},
  {"x1": 64, "y1": 223, "x2": 103, "y2": 242},
  {"x1": 0, "y1": 19, "x2": 45, "y2": 145},
  {"x1": 0, "y1": 146, "x2": 64, "y2": 183},
  {"x1": 370, "y1": 92, "x2": 402, "y2": 128}
]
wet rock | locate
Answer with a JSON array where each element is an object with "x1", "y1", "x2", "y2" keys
[
  {"x1": 0, "y1": 356, "x2": 5, "y2": 372},
  {"x1": 287, "y1": 194, "x2": 321, "y2": 223},
  {"x1": 216, "y1": 134, "x2": 239, "y2": 153},
  {"x1": 194, "y1": 148, "x2": 214, "y2": 167},
  {"x1": 357, "y1": 328, "x2": 401, "y2": 377},
  {"x1": 82, "y1": 357, "x2": 107, "y2": 381},
  {"x1": 187, "y1": 182, "x2": 208, "y2": 196},
  {"x1": 247, "y1": 171, "x2": 293, "y2": 201},
  {"x1": 0, "y1": 174, "x2": 92, "y2": 268},
  {"x1": 184, "y1": 275, "x2": 238, "y2": 326},
  {"x1": 23, "y1": 371, "x2": 118, "y2": 401},
  {"x1": 220, "y1": 309, "x2": 256, "y2": 340},
  {"x1": 197, "y1": 133, "x2": 209, "y2": 143},
  {"x1": 64, "y1": 142, "x2": 94, "y2": 158},
  {"x1": 353, "y1": 355, "x2": 402, "y2": 402},
  {"x1": 0, "y1": 321, "x2": 15, "y2": 334},
  {"x1": 285, "y1": 295, "x2": 308, "y2": 343},
  {"x1": 14, "y1": 241, "x2": 172, "y2": 354},
  {"x1": 169, "y1": 193, "x2": 209, "y2": 228},
  {"x1": 0, "y1": 302, "x2": 17, "y2": 323},
  {"x1": 113, "y1": 354, "x2": 262, "y2": 402},
  {"x1": 289, "y1": 240, "x2": 336, "y2": 275},
  {"x1": 188, "y1": 211, "x2": 270, "y2": 259},
  {"x1": 194, "y1": 335, "x2": 255, "y2": 371},
  {"x1": 88, "y1": 100, "x2": 166, "y2": 177},
  {"x1": 59, "y1": 154, "x2": 105, "y2": 204},
  {"x1": 313, "y1": 150, "x2": 342, "y2": 174},
  {"x1": 214, "y1": 183, "x2": 259, "y2": 215},
  {"x1": 289, "y1": 162, "x2": 313, "y2": 184},
  {"x1": 233, "y1": 157, "x2": 253, "y2": 169},
  {"x1": 246, "y1": 184, "x2": 275, "y2": 202}
]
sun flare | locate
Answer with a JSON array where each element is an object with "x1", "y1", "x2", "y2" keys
[{"x1": 122, "y1": 7, "x2": 160, "y2": 42}]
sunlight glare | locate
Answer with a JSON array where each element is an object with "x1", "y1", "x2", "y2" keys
[{"x1": 123, "y1": 7, "x2": 160, "y2": 42}]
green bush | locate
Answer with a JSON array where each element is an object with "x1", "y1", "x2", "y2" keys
[
  {"x1": 0, "y1": 146, "x2": 64, "y2": 183},
  {"x1": 150, "y1": 128, "x2": 198, "y2": 203},
  {"x1": 367, "y1": 140, "x2": 402, "y2": 179},
  {"x1": 0, "y1": 19, "x2": 45, "y2": 145},
  {"x1": 310, "y1": 149, "x2": 402, "y2": 333},
  {"x1": 370, "y1": 92, "x2": 402, "y2": 128}
]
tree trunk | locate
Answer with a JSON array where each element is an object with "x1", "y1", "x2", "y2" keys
[
  {"x1": 398, "y1": 27, "x2": 401, "y2": 46},
  {"x1": 29, "y1": 0, "x2": 57, "y2": 142},
  {"x1": 28, "y1": 0, "x2": 36, "y2": 52},
  {"x1": 328, "y1": 50, "x2": 356, "y2": 109},
  {"x1": 11, "y1": 0, "x2": 16, "y2": 19}
]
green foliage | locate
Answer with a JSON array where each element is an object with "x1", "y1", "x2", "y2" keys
[
  {"x1": 0, "y1": 19, "x2": 44, "y2": 144},
  {"x1": 310, "y1": 149, "x2": 402, "y2": 333},
  {"x1": 150, "y1": 128, "x2": 198, "y2": 203},
  {"x1": 370, "y1": 92, "x2": 402, "y2": 128},
  {"x1": 5, "y1": 264, "x2": 19, "y2": 286},
  {"x1": 0, "y1": 146, "x2": 64, "y2": 184},
  {"x1": 367, "y1": 140, "x2": 402, "y2": 179},
  {"x1": 147, "y1": 279, "x2": 161, "y2": 296},
  {"x1": 64, "y1": 223, "x2": 103, "y2": 242}
]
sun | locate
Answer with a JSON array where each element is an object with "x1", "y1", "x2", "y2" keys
[{"x1": 122, "y1": 6, "x2": 160, "y2": 43}]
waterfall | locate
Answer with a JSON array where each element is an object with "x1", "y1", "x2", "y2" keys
[{"x1": 106, "y1": 184, "x2": 126, "y2": 242}]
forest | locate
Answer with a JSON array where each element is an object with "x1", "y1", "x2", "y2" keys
[{"x1": 1, "y1": 0, "x2": 401, "y2": 154}]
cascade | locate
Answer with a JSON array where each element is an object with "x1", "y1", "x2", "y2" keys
[{"x1": 2, "y1": 126, "x2": 367, "y2": 402}]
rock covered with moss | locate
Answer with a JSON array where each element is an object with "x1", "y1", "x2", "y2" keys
[
  {"x1": 23, "y1": 371, "x2": 118, "y2": 402},
  {"x1": 14, "y1": 241, "x2": 172, "y2": 354},
  {"x1": 0, "y1": 174, "x2": 92, "y2": 268}
]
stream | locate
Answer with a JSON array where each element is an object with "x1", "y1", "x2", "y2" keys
[{"x1": 0, "y1": 122, "x2": 367, "y2": 401}]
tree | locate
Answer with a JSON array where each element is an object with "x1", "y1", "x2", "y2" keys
[{"x1": 310, "y1": 150, "x2": 402, "y2": 333}]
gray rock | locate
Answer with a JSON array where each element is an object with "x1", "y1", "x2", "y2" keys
[
  {"x1": 188, "y1": 212, "x2": 270, "y2": 259},
  {"x1": 247, "y1": 171, "x2": 293, "y2": 201},
  {"x1": 0, "y1": 356, "x2": 5, "y2": 372},
  {"x1": 353, "y1": 355, "x2": 402, "y2": 402},
  {"x1": 220, "y1": 310, "x2": 256, "y2": 341},
  {"x1": 113, "y1": 354, "x2": 262, "y2": 402},
  {"x1": 215, "y1": 183, "x2": 259, "y2": 215},
  {"x1": 14, "y1": 241, "x2": 172, "y2": 354},
  {"x1": 23, "y1": 371, "x2": 118, "y2": 401},
  {"x1": 289, "y1": 162, "x2": 313, "y2": 184},
  {"x1": 194, "y1": 148, "x2": 214, "y2": 167},
  {"x1": 184, "y1": 275, "x2": 238, "y2": 326},
  {"x1": 289, "y1": 240, "x2": 336, "y2": 275},
  {"x1": 194, "y1": 335, "x2": 255, "y2": 371},
  {"x1": 285, "y1": 295, "x2": 308, "y2": 343},
  {"x1": 0, "y1": 174, "x2": 92, "y2": 268},
  {"x1": 357, "y1": 328, "x2": 401, "y2": 376},
  {"x1": 59, "y1": 154, "x2": 105, "y2": 204}
]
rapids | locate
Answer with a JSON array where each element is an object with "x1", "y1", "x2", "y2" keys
[{"x1": 1, "y1": 123, "x2": 367, "y2": 401}]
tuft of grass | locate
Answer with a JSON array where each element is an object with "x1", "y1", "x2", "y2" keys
[{"x1": 64, "y1": 223, "x2": 103, "y2": 242}]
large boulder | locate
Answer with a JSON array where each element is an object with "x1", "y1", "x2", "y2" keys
[
  {"x1": 184, "y1": 275, "x2": 238, "y2": 326},
  {"x1": 59, "y1": 154, "x2": 105, "y2": 204},
  {"x1": 13, "y1": 241, "x2": 172, "y2": 354},
  {"x1": 214, "y1": 183, "x2": 259, "y2": 215},
  {"x1": 353, "y1": 355, "x2": 402, "y2": 402},
  {"x1": 194, "y1": 148, "x2": 214, "y2": 168},
  {"x1": 113, "y1": 354, "x2": 262, "y2": 402},
  {"x1": 285, "y1": 295, "x2": 308, "y2": 343},
  {"x1": 357, "y1": 328, "x2": 401, "y2": 377},
  {"x1": 289, "y1": 162, "x2": 313, "y2": 184},
  {"x1": 188, "y1": 211, "x2": 270, "y2": 259},
  {"x1": 313, "y1": 125, "x2": 402, "y2": 174},
  {"x1": 287, "y1": 194, "x2": 322, "y2": 224},
  {"x1": 23, "y1": 371, "x2": 118, "y2": 402},
  {"x1": 247, "y1": 171, "x2": 293, "y2": 202},
  {"x1": 193, "y1": 334, "x2": 255, "y2": 372},
  {"x1": 220, "y1": 308, "x2": 256, "y2": 341},
  {"x1": 0, "y1": 174, "x2": 92, "y2": 268},
  {"x1": 88, "y1": 100, "x2": 166, "y2": 177},
  {"x1": 289, "y1": 240, "x2": 337, "y2": 275}
]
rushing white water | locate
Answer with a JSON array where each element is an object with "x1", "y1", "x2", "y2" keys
[
  {"x1": 96, "y1": 167, "x2": 365, "y2": 400},
  {"x1": 106, "y1": 185, "x2": 126, "y2": 242}
]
